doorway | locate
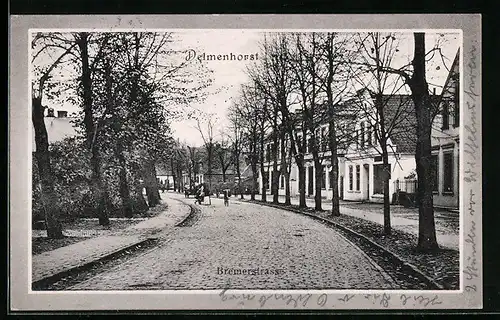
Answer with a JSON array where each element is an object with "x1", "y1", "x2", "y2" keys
[
  {"x1": 340, "y1": 176, "x2": 344, "y2": 200},
  {"x1": 364, "y1": 164, "x2": 370, "y2": 200}
]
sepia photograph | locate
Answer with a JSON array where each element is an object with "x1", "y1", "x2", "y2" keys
[{"x1": 10, "y1": 14, "x2": 482, "y2": 311}]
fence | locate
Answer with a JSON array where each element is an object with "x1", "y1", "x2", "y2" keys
[
  {"x1": 392, "y1": 179, "x2": 418, "y2": 207},
  {"x1": 394, "y1": 179, "x2": 418, "y2": 194}
]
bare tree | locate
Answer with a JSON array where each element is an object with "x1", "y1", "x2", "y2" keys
[
  {"x1": 235, "y1": 86, "x2": 262, "y2": 201},
  {"x1": 214, "y1": 136, "x2": 233, "y2": 183},
  {"x1": 227, "y1": 105, "x2": 245, "y2": 199},
  {"x1": 290, "y1": 33, "x2": 329, "y2": 211},
  {"x1": 371, "y1": 32, "x2": 449, "y2": 250},
  {"x1": 186, "y1": 145, "x2": 200, "y2": 190},
  {"x1": 249, "y1": 34, "x2": 296, "y2": 205},
  {"x1": 348, "y1": 32, "x2": 416, "y2": 234},
  {"x1": 315, "y1": 32, "x2": 355, "y2": 217},
  {"x1": 196, "y1": 115, "x2": 217, "y2": 205}
]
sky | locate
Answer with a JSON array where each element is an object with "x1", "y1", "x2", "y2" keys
[
  {"x1": 168, "y1": 31, "x2": 460, "y2": 146},
  {"x1": 34, "y1": 30, "x2": 461, "y2": 147},
  {"x1": 168, "y1": 30, "x2": 262, "y2": 147}
]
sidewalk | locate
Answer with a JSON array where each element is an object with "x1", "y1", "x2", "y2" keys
[
  {"x1": 240, "y1": 194, "x2": 459, "y2": 251},
  {"x1": 32, "y1": 194, "x2": 191, "y2": 284}
]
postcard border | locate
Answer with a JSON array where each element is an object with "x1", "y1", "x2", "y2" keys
[{"x1": 9, "y1": 14, "x2": 482, "y2": 311}]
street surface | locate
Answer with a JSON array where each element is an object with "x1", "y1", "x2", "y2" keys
[{"x1": 70, "y1": 193, "x2": 398, "y2": 290}]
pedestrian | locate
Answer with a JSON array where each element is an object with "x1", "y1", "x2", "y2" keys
[{"x1": 223, "y1": 189, "x2": 229, "y2": 206}]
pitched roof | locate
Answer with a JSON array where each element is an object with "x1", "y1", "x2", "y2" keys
[
  {"x1": 379, "y1": 94, "x2": 441, "y2": 154},
  {"x1": 32, "y1": 117, "x2": 79, "y2": 151},
  {"x1": 381, "y1": 95, "x2": 417, "y2": 154}
]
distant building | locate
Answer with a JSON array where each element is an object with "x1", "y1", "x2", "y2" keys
[
  {"x1": 32, "y1": 109, "x2": 78, "y2": 151},
  {"x1": 155, "y1": 164, "x2": 174, "y2": 190}
]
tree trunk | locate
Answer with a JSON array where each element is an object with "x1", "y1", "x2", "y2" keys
[
  {"x1": 77, "y1": 32, "x2": 110, "y2": 226},
  {"x1": 237, "y1": 160, "x2": 243, "y2": 200},
  {"x1": 117, "y1": 142, "x2": 133, "y2": 218},
  {"x1": 324, "y1": 33, "x2": 341, "y2": 217},
  {"x1": 382, "y1": 146, "x2": 391, "y2": 235},
  {"x1": 284, "y1": 171, "x2": 291, "y2": 205},
  {"x1": 132, "y1": 181, "x2": 148, "y2": 214},
  {"x1": 89, "y1": 148, "x2": 110, "y2": 225},
  {"x1": 330, "y1": 152, "x2": 340, "y2": 216},
  {"x1": 327, "y1": 117, "x2": 340, "y2": 216},
  {"x1": 143, "y1": 157, "x2": 160, "y2": 207},
  {"x1": 171, "y1": 158, "x2": 177, "y2": 191},
  {"x1": 410, "y1": 33, "x2": 439, "y2": 251},
  {"x1": 271, "y1": 138, "x2": 280, "y2": 204},
  {"x1": 222, "y1": 166, "x2": 227, "y2": 182},
  {"x1": 313, "y1": 158, "x2": 323, "y2": 211},
  {"x1": 260, "y1": 163, "x2": 267, "y2": 203},
  {"x1": 280, "y1": 135, "x2": 291, "y2": 205},
  {"x1": 251, "y1": 163, "x2": 257, "y2": 201},
  {"x1": 32, "y1": 97, "x2": 64, "y2": 238},
  {"x1": 258, "y1": 126, "x2": 267, "y2": 202},
  {"x1": 297, "y1": 161, "x2": 306, "y2": 208},
  {"x1": 250, "y1": 144, "x2": 258, "y2": 200}
]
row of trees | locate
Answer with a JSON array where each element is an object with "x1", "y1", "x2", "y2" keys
[
  {"x1": 32, "y1": 32, "x2": 212, "y2": 238},
  {"x1": 229, "y1": 32, "x2": 454, "y2": 251},
  {"x1": 166, "y1": 114, "x2": 247, "y2": 204}
]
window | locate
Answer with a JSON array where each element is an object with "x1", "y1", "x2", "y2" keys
[
  {"x1": 355, "y1": 130, "x2": 359, "y2": 149},
  {"x1": 266, "y1": 144, "x2": 271, "y2": 162},
  {"x1": 321, "y1": 165, "x2": 326, "y2": 189},
  {"x1": 297, "y1": 134, "x2": 303, "y2": 151},
  {"x1": 263, "y1": 171, "x2": 269, "y2": 190},
  {"x1": 442, "y1": 102, "x2": 450, "y2": 130},
  {"x1": 356, "y1": 165, "x2": 361, "y2": 191},
  {"x1": 349, "y1": 166, "x2": 353, "y2": 191},
  {"x1": 373, "y1": 164, "x2": 391, "y2": 194},
  {"x1": 280, "y1": 173, "x2": 285, "y2": 189},
  {"x1": 321, "y1": 127, "x2": 328, "y2": 152},
  {"x1": 308, "y1": 138, "x2": 313, "y2": 153},
  {"x1": 453, "y1": 80, "x2": 460, "y2": 127},
  {"x1": 430, "y1": 154, "x2": 439, "y2": 192},
  {"x1": 329, "y1": 167, "x2": 334, "y2": 189},
  {"x1": 360, "y1": 122, "x2": 365, "y2": 148},
  {"x1": 373, "y1": 125, "x2": 378, "y2": 145},
  {"x1": 443, "y1": 152, "x2": 454, "y2": 193},
  {"x1": 367, "y1": 124, "x2": 372, "y2": 146}
]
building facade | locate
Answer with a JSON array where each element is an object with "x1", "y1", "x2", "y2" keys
[
  {"x1": 342, "y1": 92, "x2": 419, "y2": 204},
  {"x1": 258, "y1": 102, "x2": 356, "y2": 201},
  {"x1": 430, "y1": 50, "x2": 460, "y2": 209},
  {"x1": 257, "y1": 54, "x2": 460, "y2": 210}
]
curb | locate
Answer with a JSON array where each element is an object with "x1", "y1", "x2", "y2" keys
[
  {"x1": 32, "y1": 237, "x2": 158, "y2": 290},
  {"x1": 173, "y1": 198, "x2": 203, "y2": 228},
  {"x1": 239, "y1": 198, "x2": 445, "y2": 290},
  {"x1": 173, "y1": 199, "x2": 197, "y2": 227}
]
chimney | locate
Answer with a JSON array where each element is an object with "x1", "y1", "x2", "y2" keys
[
  {"x1": 57, "y1": 110, "x2": 68, "y2": 118},
  {"x1": 47, "y1": 108, "x2": 55, "y2": 117}
]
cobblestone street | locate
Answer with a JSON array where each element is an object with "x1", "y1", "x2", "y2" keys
[{"x1": 69, "y1": 193, "x2": 398, "y2": 290}]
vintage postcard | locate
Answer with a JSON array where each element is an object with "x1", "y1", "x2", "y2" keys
[{"x1": 9, "y1": 14, "x2": 482, "y2": 311}]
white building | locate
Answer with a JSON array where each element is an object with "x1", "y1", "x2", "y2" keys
[
  {"x1": 430, "y1": 50, "x2": 460, "y2": 209},
  {"x1": 342, "y1": 92, "x2": 419, "y2": 204},
  {"x1": 258, "y1": 103, "x2": 355, "y2": 200}
]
